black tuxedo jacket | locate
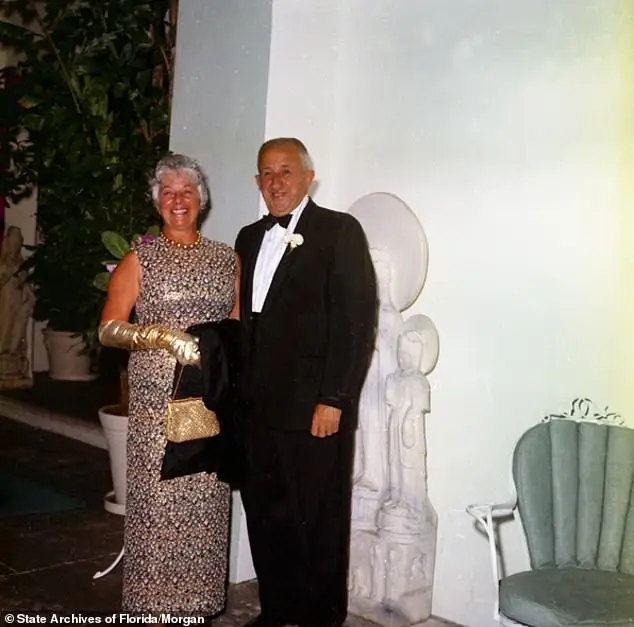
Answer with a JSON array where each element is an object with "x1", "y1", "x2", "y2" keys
[{"x1": 235, "y1": 199, "x2": 377, "y2": 432}]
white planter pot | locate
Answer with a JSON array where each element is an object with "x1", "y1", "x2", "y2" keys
[
  {"x1": 98, "y1": 404, "x2": 128, "y2": 516},
  {"x1": 43, "y1": 328, "x2": 97, "y2": 381}
]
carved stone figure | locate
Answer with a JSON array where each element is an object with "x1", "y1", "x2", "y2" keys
[
  {"x1": 0, "y1": 226, "x2": 35, "y2": 387},
  {"x1": 347, "y1": 193, "x2": 439, "y2": 626},
  {"x1": 352, "y1": 248, "x2": 403, "y2": 528},
  {"x1": 381, "y1": 315, "x2": 439, "y2": 532},
  {"x1": 384, "y1": 329, "x2": 430, "y2": 520}
]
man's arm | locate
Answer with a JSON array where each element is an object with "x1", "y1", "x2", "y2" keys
[{"x1": 313, "y1": 214, "x2": 377, "y2": 434}]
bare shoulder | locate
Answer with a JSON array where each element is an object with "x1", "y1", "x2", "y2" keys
[
  {"x1": 101, "y1": 251, "x2": 140, "y2": 322},
  {"x1": 111, "y1": 250, "x2": 140, "y2": 279},
  {"x1": 106, "y1": 250, "x2": 140, "y2": 294}
]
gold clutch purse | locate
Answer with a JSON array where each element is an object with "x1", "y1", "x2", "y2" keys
[{"x1": 165, "y1": 365, "x2": 220, "y2": 443}]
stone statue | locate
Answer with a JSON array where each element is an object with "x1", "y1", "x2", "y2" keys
[
  {"x1": 384, "y1": 327, "x2": 431, "y2": 522},
  {"x1": 347, "y1": 193, "x2": 439, "y2": 626},
  {"x1": 0, "y1": 226, "x2": 35, "y2": 387},
  {"x1": 353, "y1": 248, "x2": 403, "y2": 527},
  {"x1": 380, "y1": 314, "x2": 439, "y2": 535}
]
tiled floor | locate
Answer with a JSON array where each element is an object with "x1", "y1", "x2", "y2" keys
[{"x1": 0, "y1": 376, "x2": 460, "y2": 626}]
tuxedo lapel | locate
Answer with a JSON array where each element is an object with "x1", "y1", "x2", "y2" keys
[{"x1": 261, "y1": 201, "x2": 318, "y2": 314}]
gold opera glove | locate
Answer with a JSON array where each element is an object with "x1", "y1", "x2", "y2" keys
[{"x1": 98, "y1": 320, "x2": 200, "y2": 366}]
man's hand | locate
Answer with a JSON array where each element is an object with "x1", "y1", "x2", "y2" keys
[{"x1": 311, "y1": 403, "x2": 342, "y2": 438}]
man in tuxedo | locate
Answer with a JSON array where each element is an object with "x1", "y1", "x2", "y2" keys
[{"x1": 235, "y1": 138, "x2": 377, "y2": 627}]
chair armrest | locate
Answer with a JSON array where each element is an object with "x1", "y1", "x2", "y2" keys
[
  {"x1": 466, "y1": 494, "x2": 518, "y2": 621},
  {"x1": 466, "y1": 498, "x2": 517, "y2": 521}
]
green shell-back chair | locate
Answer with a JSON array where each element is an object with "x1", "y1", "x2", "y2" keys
[{"x1": 467, "y1": 418, "x2": 634, "y2": 627}]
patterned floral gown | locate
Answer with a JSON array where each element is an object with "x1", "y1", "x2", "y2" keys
[{"x1": 122, "y1": 235, "x2": 236, "y2": 615}]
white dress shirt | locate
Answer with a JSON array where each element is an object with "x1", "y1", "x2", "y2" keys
[{"x1": 251, "y1": 196, "x2": 309, "y2": 313}]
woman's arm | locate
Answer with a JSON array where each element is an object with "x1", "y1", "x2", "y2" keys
[
  {"x1": 229, "y1": 252, "x2": 241, "y2": 320},
  {"x1": 101, "y1": 251, "x2": 140, "y2": 323},
  {"x1": 98, "y1": 251, "x2": 199, "y2": 366}
]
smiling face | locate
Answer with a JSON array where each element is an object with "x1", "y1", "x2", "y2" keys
[
  {"x1": 255, "y1": 143, "x2": 315, "y2": 217},
  {"x1": 157, "y1": 170, "x2": 201, "y2": 237}
]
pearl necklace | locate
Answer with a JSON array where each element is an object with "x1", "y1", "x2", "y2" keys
[{"x1": 160, "y1": 231, "x2": 201, "y2": 249}]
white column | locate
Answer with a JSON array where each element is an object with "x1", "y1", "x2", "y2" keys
[{"x1": 170, "y1": 0, "x2": 273, "y2": 246}]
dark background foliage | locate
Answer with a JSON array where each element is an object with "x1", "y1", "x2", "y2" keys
[{"x1": 0, "y1": 0, "x2": 175, "y2": 333}]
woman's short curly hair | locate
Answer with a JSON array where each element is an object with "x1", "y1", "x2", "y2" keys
[{"x1": 149, "y1": 153, "x2": 210, "y2": 211}]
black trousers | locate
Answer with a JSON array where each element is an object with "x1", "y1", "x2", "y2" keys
[{"x1": 240, "y1": 422, "x2": 355, "y2": 627}]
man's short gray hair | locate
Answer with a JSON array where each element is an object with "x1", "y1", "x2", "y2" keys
[
  {"x1": 149, "y1": 153, "x2": 210, "y2": 209},
  {"x1": 257, "y1": 137, "x2": 314, "y2": 171}
]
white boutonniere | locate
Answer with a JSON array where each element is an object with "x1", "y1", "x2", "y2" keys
[{"x1": 284, "y1": 232, "x2": 304, "y2": 249}]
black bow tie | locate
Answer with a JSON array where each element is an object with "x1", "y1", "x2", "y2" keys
[{"x1": 261, "y1": 213, "x2": 292, "y2": 231}]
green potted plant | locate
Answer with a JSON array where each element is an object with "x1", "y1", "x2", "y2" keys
[{"x1": 0, "y1": 0, "x2": 174, "y2": 382}]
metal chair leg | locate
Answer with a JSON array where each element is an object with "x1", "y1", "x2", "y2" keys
[{"x1": 93, "y1": 546, "x2": 124, "y2": 579}]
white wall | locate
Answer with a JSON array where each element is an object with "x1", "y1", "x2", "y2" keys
[
  {"x1": 264, "y1": 1, "x2": 631, "y2": 625},
  {"x1": 170, "y1": 0, "x2": 273, "y2": 245}
]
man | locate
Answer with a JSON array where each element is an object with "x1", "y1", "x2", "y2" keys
[{"x1": 235, "y1": 138, "x2": 377, "y2": 627}]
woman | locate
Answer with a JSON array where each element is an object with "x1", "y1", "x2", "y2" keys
[{"x1": 99, "y1": 153, "x2": 239, "y2": 617}]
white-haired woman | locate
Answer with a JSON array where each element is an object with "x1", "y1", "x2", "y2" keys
[{"x1": 99, "y1": 153, "x2": 239, "y2": 618}]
